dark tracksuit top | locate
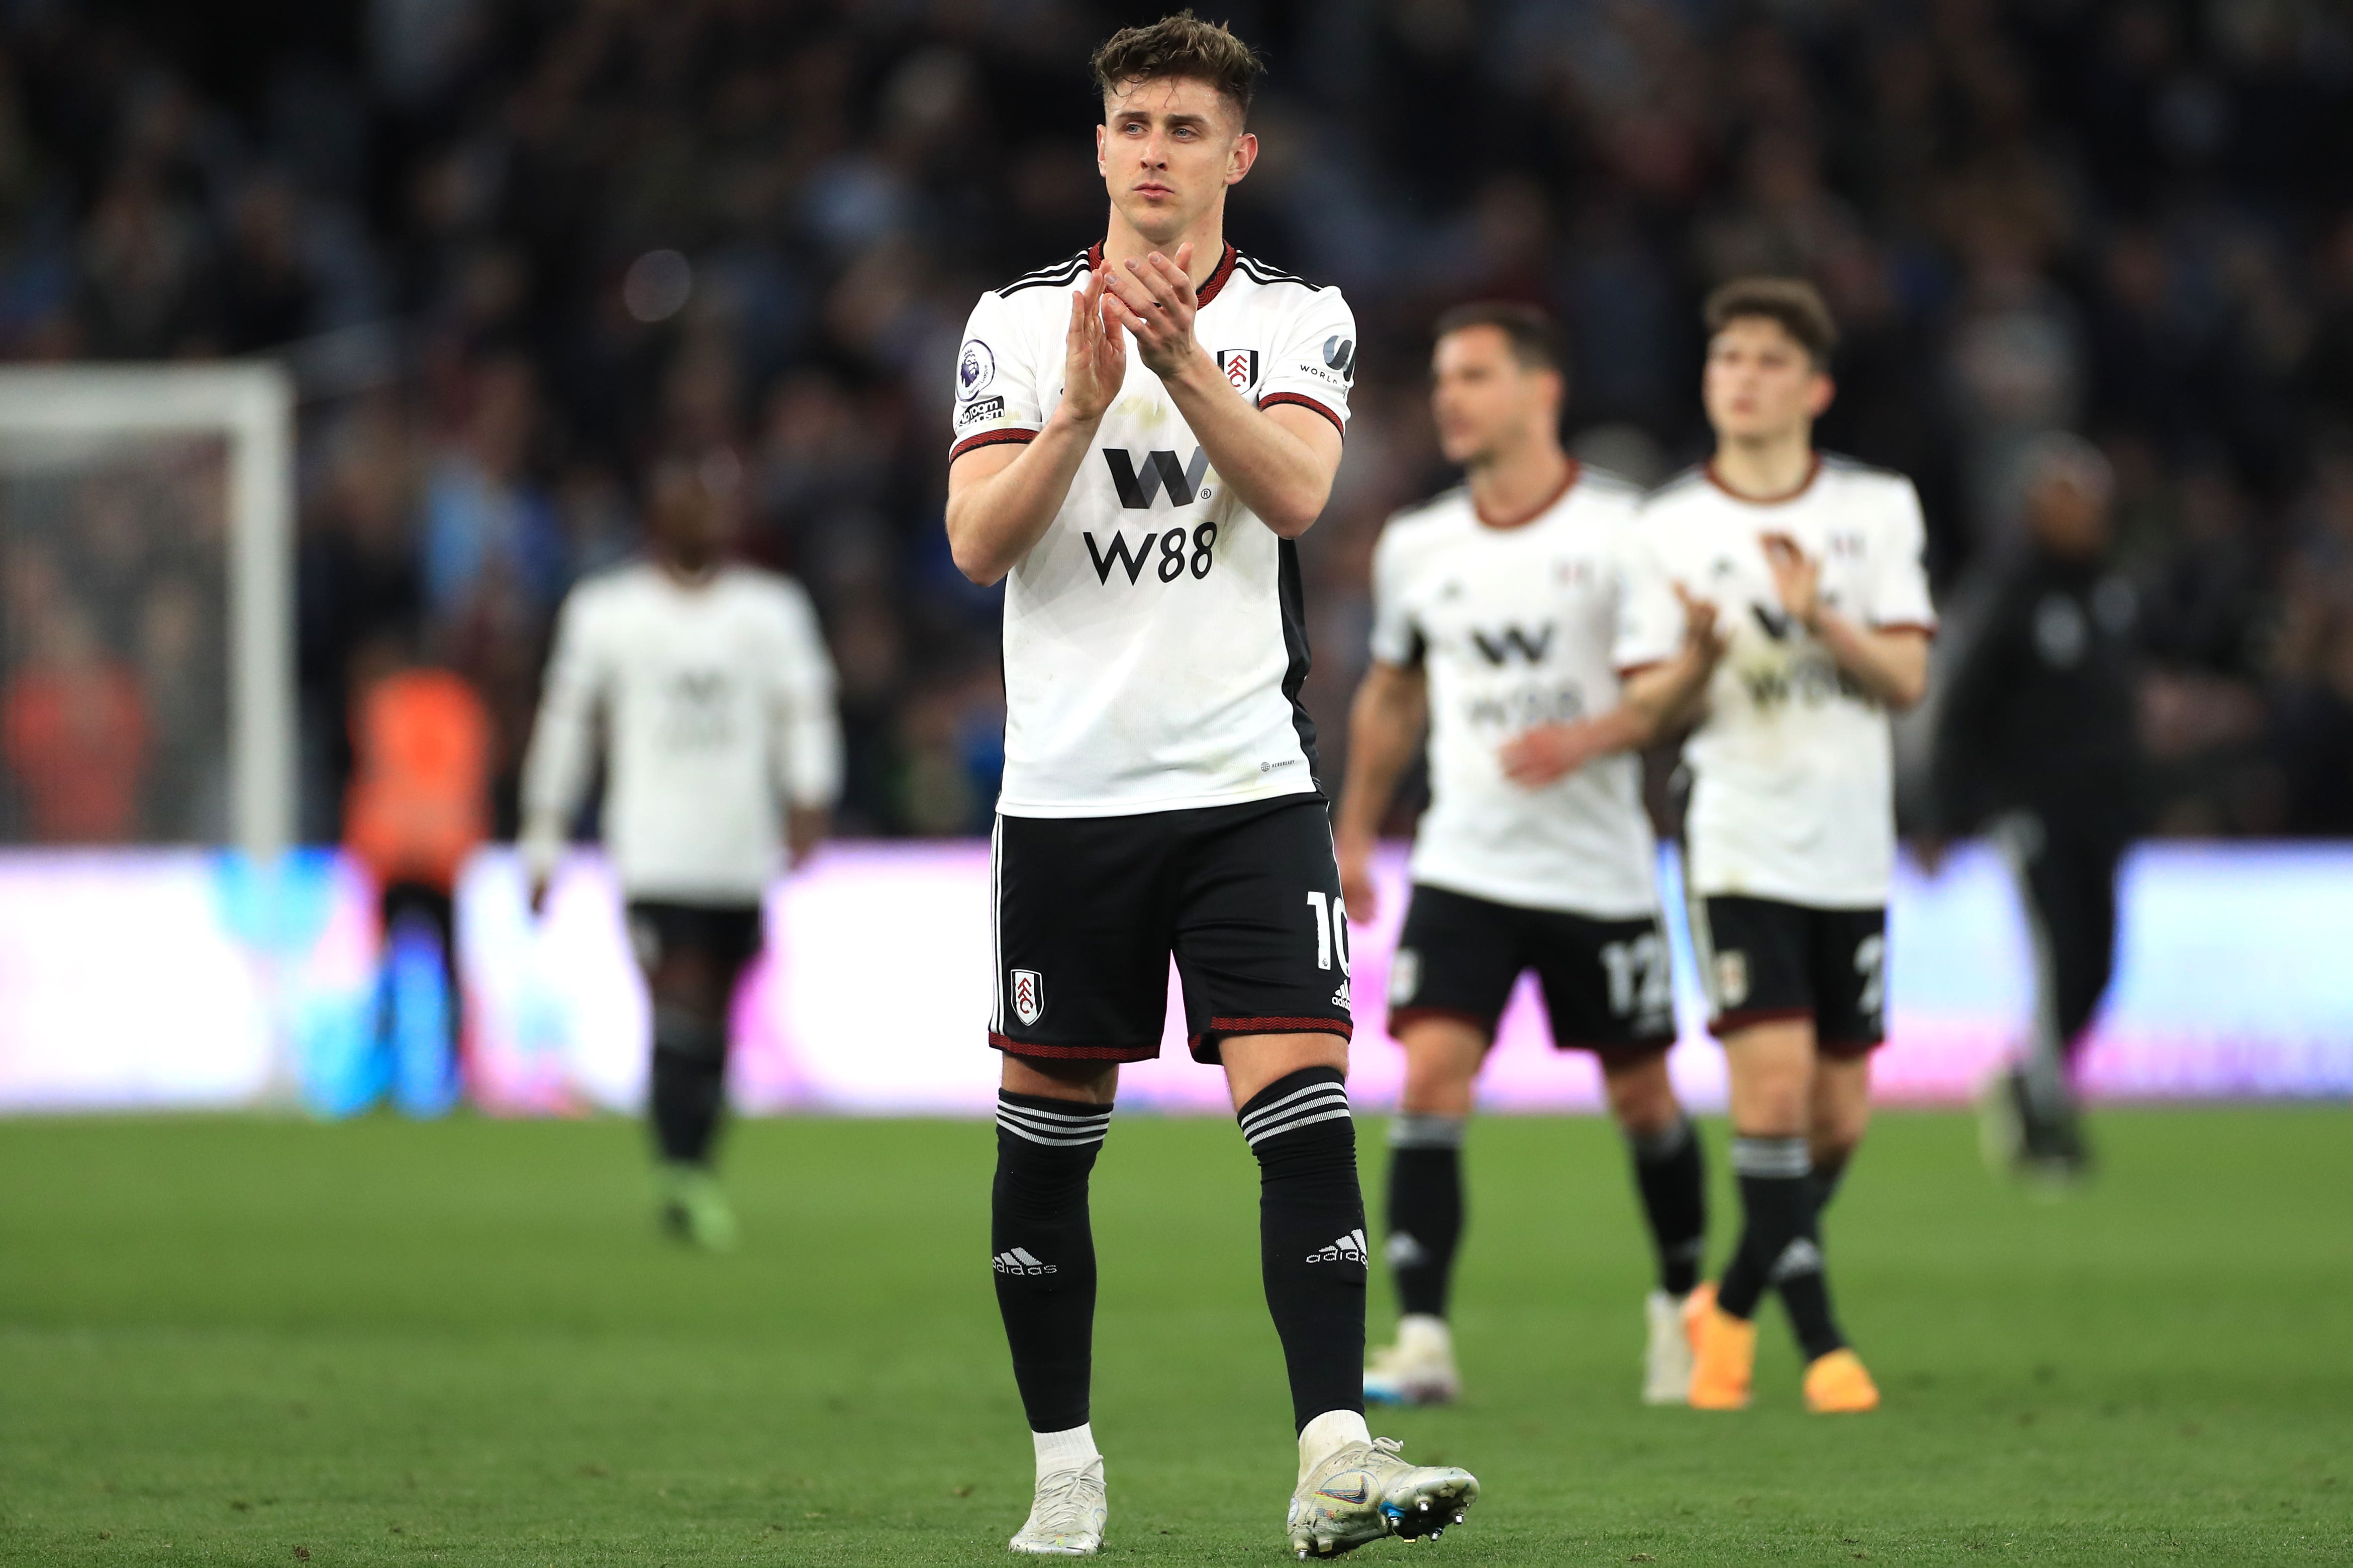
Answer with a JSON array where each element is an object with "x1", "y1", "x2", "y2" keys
[{"x1": 1930, "y1": 546, "x2": 2144, "y2": 1051}]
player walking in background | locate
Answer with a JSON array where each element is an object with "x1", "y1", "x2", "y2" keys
[
  {"x1": 1333, "y1": 303, "x2": 1723, "y2": 1410},
  {"x1": 945, "y1": 15, "x2": 1477, "y2": 1558},
  {"x1": 1643, "y1": 279, "x2": 1935, "y2": 1414},
  {"x1": 1926, "y1": 436, "x2": 2143, "y2": 1184},
  {"x1": 519, "y1": 455, "x2": 840, "y2": 1252}
]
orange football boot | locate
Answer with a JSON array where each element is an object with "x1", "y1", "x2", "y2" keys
[
  {"x1": 1803, "y1": 1347, "x2": 1881, "y2": 1413},
  {"x1": 1685, "y1": 1287, "x2": 1756, "y2": 1411}
]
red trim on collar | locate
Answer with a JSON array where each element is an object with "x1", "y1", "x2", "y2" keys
[
  {"x1": 1086, "y1": 242, "x2": 1238, "y2": 306},
  {"x1": 1195, "y1": 243, "x2": 1239, "y2": 306},
  {"x1": 1474, "y1": 459, "x2": 1580, "y2": 531},
  {"x1": 1704, "y1": 453, "x2": 1823, "y2": 506}
]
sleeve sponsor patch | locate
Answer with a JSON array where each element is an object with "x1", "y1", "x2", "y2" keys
[
  {"x1": 956, "y1": 395, "x2": 1005, "y2": 427},
  {"x1": 956, "y1": 340, "x2": 996, "y2": 401}
]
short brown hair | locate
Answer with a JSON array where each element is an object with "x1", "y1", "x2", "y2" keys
[
  {"x1": 1433, "y1": 301, "x2": 1565, "y2": 374},
  {"x1": 1092, "y1": 12, "x2": 1266, "y2": 123},
  {"x1": 1703, "y1": 277, "x2": 1838, "y2": 367}
]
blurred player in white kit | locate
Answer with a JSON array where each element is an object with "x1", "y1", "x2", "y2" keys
[
  {"x1": 1643, "y1": 278, "x2": 1935, "y2": 1414},
  {"x1": 519, "y1": 454, "x2": 841, "y2": 1250},
  {"x1": 1335, "y1": 302, "x2": 1723, "y2": 1410}
]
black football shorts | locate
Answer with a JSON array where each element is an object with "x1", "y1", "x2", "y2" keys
[
  {"x1": 1387, "y1": 883, "x2": 1676, "y2": 1064},
  {"x1": 989, "y1": 795, "x2": 1354, "y2": 1064},
  {"x1": 1688, "y1": 894, "x2": 1887, "y2": 1056},
  {"x1": 626, "y1": 900, "x2": 765, "y2": 985}
]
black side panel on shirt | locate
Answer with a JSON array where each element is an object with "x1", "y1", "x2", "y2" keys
[{"x1": 1277, "y1": 538, "x2": 1319, "y2": 787}]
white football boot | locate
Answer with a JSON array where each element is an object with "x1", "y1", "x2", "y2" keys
[
  {"x1": 1361, "y1": 1313, "x2": 1460, "y2": 1407},
  {"x1": 1286, "y1": 1436, "x2": 1479, "y2": 1558},
  {"x1": 1008, "y1": 1456, "x2": 1106, "y2": 1556},
  {"x1": 1642, "y1": 1289, "x2": 1697, "y2": 1405}
]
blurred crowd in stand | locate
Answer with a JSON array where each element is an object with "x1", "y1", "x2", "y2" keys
[{"x1": 1, "y1": 0, "x2": 2350, "y2": 843}]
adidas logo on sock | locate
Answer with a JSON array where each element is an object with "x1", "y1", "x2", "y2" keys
[
  {"x1": 1307, "y1": 1227, "x2": 1369, "y2": 1265},
  {"x1": 1384, "y1": 1230, "x2": 1428, "y2": 1269},
  {"x1": 1768, "y1": 1237, "x2": 1823, "y2": 1283},
  {"x1": 993, "y1": 1246, "x2": 1057, "y2": 1276}
]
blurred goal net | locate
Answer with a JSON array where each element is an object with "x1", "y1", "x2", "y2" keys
[{"x1": 0, "y1": 366, "x2": 293, "y2": 855}]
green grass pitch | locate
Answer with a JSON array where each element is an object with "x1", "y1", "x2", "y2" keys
[{"x1": 1, "y1": 1107, "x2": 2347, "y2": 1564}]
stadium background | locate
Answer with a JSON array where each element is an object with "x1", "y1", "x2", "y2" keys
[
  {"x1": 1, "y1": 6, "x2": 2349, "y2": 1565},
  {"x1": 0, "y1": 0, "x2": 2349, "y2": 1115}
]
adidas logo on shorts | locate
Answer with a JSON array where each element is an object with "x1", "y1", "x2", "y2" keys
[
  {"x1": 1307, "y1": 1227, "x2": 1369, "y2": 1265},
  {"x1": 993, "y1": 1246, "x2": 1057, "y2": 1276}
]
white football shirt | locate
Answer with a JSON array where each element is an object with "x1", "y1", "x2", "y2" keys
[
  {"x1": 950, "y1": 244, "x2": 1356, "y2": 817},
  {"x1": 1640, "y1": 455, "x2": 1937, "y2": 908},
  {"x1": 1369, "y1": 466, "x2": 1683, "y2": 918},
  {"x1": 520, "y1": 561, "x2": 842, "y2": 903}
]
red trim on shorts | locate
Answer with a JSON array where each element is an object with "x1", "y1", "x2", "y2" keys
[
  {"x1": 1872, "y1": 620, "x2": 1938, "y2": 638},
  {"x1": 1386, "y1": 1005, "x2": 1496, "y2": 1042},
  {"x1": 951, "y1": 428, "x2": 1038, "y2": 462},
  {"x1": 1257, "y1": 392, "x2": 1343, "y2": 434},
  {"x1": 1816, "y1": 1034, "x2": 1887, "y2": 1061},
  {"x1": 990, "y1": 1032, "x2": 1161, "y2": 1063},
  {"x1": 1707, "y1": 1006, "x2": 1815, "y2": 1040},
  {"x1": 1565, "y1": 1038, "x2": 1678, "y2": 1066},
  {"x1": 1208, "y1": 1015, "x2": 1354, "y2": 1039}
]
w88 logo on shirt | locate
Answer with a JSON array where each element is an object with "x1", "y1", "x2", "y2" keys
[{"x1": 1085, "y1": 444, "x2": 1220, "y2": 585}]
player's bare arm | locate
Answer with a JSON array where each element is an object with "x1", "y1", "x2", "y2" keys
[
  {"x1": 946, "y1": 268, "x2": 1126, "y2": 585},
  {"x1": 1498, "y1": 587, "x2": 1727, "y2": 786},
  {"x1": 1102, "y1": 244, "x2": 1343, "y2": 537},
  {"x1": 1759, "y1": 531, "x2": 1930, "y2": 710},
  {"x1": 1333, "y1": 659, "x2": 1429, "y2": 921}
]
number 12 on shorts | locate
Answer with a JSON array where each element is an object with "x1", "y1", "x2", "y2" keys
[{"x1": 1305, "y1": 890, "x2": 1351, "y2": 974}]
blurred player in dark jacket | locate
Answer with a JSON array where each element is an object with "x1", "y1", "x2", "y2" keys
[{"x1": 1926, "y1": 435, "x2": 2144, "y2": 1183}]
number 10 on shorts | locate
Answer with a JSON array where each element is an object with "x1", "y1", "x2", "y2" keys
[{"x1": 1306, "y1": 891, "x2": 1351, "y2": 974}]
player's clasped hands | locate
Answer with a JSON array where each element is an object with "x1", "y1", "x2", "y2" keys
[
  {"x1": 1061, "y1": 265, "x2": 1128, "y2": 422},
  {"x1": 1497, "y1": 722, "x2": 1602, "y2": 788},
  {"x1": 1102, "y1": 242, "x2": 1201, "y2": 377},
  {"x1": 1759, "y1": 530, "x2": 1822, "y2": 631}
]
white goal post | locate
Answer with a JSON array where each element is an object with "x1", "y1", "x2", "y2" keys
[{"x1": 0, "y1": 364, "x2": 295, "y2": 858}]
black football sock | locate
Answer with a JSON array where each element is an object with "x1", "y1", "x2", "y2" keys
[
  {"x1": 649, "y1": 1005, "x2": 729, "y2": 1166},
  {"x1": 1715, "y1": 1135, "x2": 1810, "y2": 1322},
  {"x1": 1240, "y1": 1066, "x2": 1367, "y2": 1432},
  {"x1": 991, "y1": 1091, "x2": 1111, "y2": 1434},
  {"x1": 1626, "y1": 1113, "x2": 1707, "y2": 1298},
  {"x1": 1810, "y1": 1148, "x2": 1851, "y2": 1217},
  {"x1": 1384, "y1": 1113, "x2": 1465, "y2": 1319},
  {"x1": 1773, "y1": 1213, "x2": 1848, "y2": 1363}
]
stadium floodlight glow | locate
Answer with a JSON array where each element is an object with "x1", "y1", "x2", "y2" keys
[{"x1": 0, "y1": 364, "x2": 296, "y2": 859}]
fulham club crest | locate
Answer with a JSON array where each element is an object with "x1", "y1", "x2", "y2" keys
[
  {"x1": 1011, "y1": 969, "x2": 1045, "y2": 1026},
  {"x1": 1216, "y1": 348, "x2": 1258, "y2": 391}
]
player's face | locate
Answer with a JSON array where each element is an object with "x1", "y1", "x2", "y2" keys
[
  {"x1": 648, "y1": 469, "x2": 734, "y2": 570},
  {"x1": 2026, "y1": 471, "x2": 2111, "y2": 558},
  {"x1": 1703, "y1": 317, "x2": 1833, "y2": 445},
  {"x1": 1430, "y1": 327, "x2": 1560, "y2": 468},
  {"x1": 1096, "y1": 76, "x2": 1254, "y2": 244}
]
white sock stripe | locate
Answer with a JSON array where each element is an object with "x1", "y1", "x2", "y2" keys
[
  {"x1": 1388, "y1": 1113, "x2": 1466, "y2": 1149},
  {"x1": 1243, "y1": 1105, "x2": 1354, "y2": 1145},
  {"x1": 1239, "y1": 1086, "x2": 1351, "y2": 1135},
  {"x1": 996, "y1": 1119, "x2": 1111, "y2": 1148},
  {"x1": 995, "y1": 1114, "x2": 1111, "y2": 1142},
  {"x1": 1236, "y1": 1077, "x2": 1347, "y2": 1131},
  {"x1": 995, "y1": 1097, "x2": 1114, "y2": 1127},
  {"x1": 988, "y1": 1100, "x2": 1106, "y2": 1123},
  {"x1": 1730, "y1": 1136, "x2": 1811, "y2": 1178},
  {"x1": 1238, "y1": 1081, "x2": 1349, "y2": 1137}
]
